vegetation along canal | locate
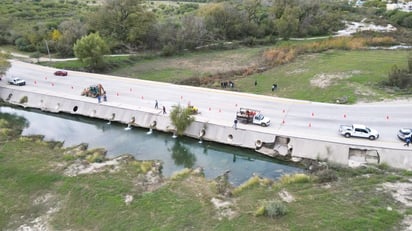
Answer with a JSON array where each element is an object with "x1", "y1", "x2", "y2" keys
[{"x1": 1, "y1": 106, "x2": 302, "y2": 185}]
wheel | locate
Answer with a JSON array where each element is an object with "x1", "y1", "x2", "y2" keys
[
  {"x1": 261, "y1": 123, "x2": 267, "y2": 127},
  {"x1": 344, "y1": 133, "x2": 351, "y2": 138},
  {"x1": 369, "y1": 136, "x2": 376, "y2": 140}
]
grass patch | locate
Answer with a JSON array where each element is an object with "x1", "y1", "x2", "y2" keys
[
  {"x1": 0, "y1": 131, "x2": 408, "y2": 230},
  {"x1": 243, "y1": 49, "x2": 410, "y2": 102}
]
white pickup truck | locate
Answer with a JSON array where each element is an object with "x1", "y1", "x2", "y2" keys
[{"x1": 339, "y1": 124, "x2": 379, "y2": 140}]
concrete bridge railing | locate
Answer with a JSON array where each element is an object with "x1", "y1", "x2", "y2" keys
[{"x1": 1, "y1": 87, "x2": 411, "y2": 170}]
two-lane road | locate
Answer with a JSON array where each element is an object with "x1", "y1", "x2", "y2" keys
[{"x1": 2, "y1": 59, "x2": 411, "y2": 149}]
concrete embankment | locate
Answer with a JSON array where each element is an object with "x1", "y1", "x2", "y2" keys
[{"x1": 1, "y1": 87, "x2": 411, "y2": 170}]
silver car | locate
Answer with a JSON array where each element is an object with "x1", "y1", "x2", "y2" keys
[
  {"x1": 398, "y1": 128, "x2": 412, "y2": 141},
  {"x1": 7, "y1": 77, "x2": 26, "y2": 86}
]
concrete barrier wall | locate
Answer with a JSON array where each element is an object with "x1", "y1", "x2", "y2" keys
[{"x1": 1, "y1": 87, "x2": 411, "y2": 170}]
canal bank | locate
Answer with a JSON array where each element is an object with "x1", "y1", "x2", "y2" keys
[{"x1": 1, "y1": 86, "x2": 411, "y2": 170}]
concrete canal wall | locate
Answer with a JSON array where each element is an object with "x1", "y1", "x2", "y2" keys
[{"x1": 1, "y1": 87, "x2": 411, "y2": 170}]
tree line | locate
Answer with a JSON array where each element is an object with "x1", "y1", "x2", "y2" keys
[{"x1": 1, "y1": 0, "x2": 349, "y2": 58}]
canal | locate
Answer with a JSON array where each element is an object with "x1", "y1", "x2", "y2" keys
[{"x1": 1, "y1": 106, "x2": 303, "y2": 185}]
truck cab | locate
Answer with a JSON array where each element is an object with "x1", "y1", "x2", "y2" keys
[{"x1": 252, "y1": 113, "x2": 270, "y2": 127}]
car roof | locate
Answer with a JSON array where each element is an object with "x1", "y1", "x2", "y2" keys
[{"x1": 400, "y1": 128, "x2": 412, "y2": 132}]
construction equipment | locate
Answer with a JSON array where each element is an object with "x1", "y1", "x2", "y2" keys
[
  {"x1": 81, "y1": 84, "x2": 105, "y2": 98},
  {"x1": 188, "y1": 105, "x2": 199, "y2": 115}
]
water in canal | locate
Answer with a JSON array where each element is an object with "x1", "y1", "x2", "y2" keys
[{"x1": 1, "y1": 106, "x2": 302, "y2": 185}]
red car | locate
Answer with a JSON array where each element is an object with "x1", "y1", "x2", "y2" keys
[{"x1": 54, "y1": 70, "x2": 68, "y2": 76}]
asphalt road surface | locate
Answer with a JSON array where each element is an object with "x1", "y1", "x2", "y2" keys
[{"x1": 2, "y1": 59, "x2": 411, "y2": 149}]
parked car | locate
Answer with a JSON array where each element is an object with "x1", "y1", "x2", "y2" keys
[
  {"x1": 339, "y1": 124, "x2": 379, "y2": 140},
  {"x1": 7, "y1": 77, "x2": 26, "y2": 86},
  {"x1": 54, "y1": 70, "x2": 68, "y2": 76},
  {"x1": 398, "y1": 128, "x2": 412, "y2": 141}
]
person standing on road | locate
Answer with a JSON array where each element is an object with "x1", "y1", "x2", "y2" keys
[
  {"x1": 233, "y1": 119, "x2": 238, "y2": 130},
  {"x1": 404, "y1": 134, "x2": 411, "y2": 147},
  {"x1": 103, "y1": 91, "x2": 107, "y2": 102},
  {"x1": 162, "y1": 105, "x2": 166, "y2": 114},
  {"x1": 155, "y1": 100, "x2": 158, "y2": 109}
]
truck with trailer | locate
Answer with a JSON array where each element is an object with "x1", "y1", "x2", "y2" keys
[{"x1": 236, "y1": 108, "x2": 270, "y2": 127}]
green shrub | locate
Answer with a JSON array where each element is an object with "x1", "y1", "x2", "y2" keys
[
  {"x1": 63, "y1": 154, "x2": 77, "y2": 161},
  {"x1": 315, "y1": 169, "x2": 338, "y2": 183},
  {"x1": 254, "y1": 205, "x2": 265, "y2": 216},
  {"x1": 20, "y1": 96, "x2": 28, "y2": 104},
  {"x1": 139, "y1": 161, "x2": 154, "y2": 173},
  {"x1": 86, "y1": 152, "x2": 105, "y2": 163},
  {"x1": 169, "y1": 104, "x2": 195, "y2": 136},
  {"x1": 263, "y1": 200, "x2": 288, "y2": 218},
  {"x1": 162, "y1": 43, "x2": 178, "y2": 57},
  {"x1": 232, "y1": 175, "x2": 260, "y2": 196},
  {"x1": 279, "y1": 173, "x2": 311, "y2": 185},
  {"x1": 171, "y1": 168, "x2": 191, "y2": 180}
]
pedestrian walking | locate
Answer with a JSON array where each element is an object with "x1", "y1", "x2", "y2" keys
[
  {"x1": 155, "y1": 100, "x2": 158, "y2": 109},
  {"x1": 103, "y1": 91, "x2": 107, "y2": 102},
  {"x1": 404, "y1": 134, "x2": 411, "y2": 147},
  {"x1": 97, "y1": 95, "x2": 101, "y2": 103},
  {"x1": 162, "y1": 105, "x2": 166, "y2": 114},
  {"x1": 233, "y1": 119, "x2": 238, "y2": 130}
]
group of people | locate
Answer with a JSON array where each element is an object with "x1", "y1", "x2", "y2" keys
[
  {"x1": 221, "y1": 81, "x2": 234, "y2": 88},
  {"x1": 154, "y1": 100, "x2": 166, "y2": 114}
]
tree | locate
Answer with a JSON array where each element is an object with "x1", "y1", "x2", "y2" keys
[
  {"x1": 0, "y1": 52, "x2": 11, "y2": 77},
  {"x1": 87, "y1": 0, "x2": 156, "y2": 51},
  {"x1": 73, "y1": 33, "x2": 109, "y2": 71},
  {"x1": 275, "y1": 6, "x2": 299, "y2": 39},
  {"x1": 169, "y1": 104, "x2": 195, "y2": 136},
  {"x1": 198, "y1": 3, "x2": 246, "y2": 40},
  {"x1": 180, "y1": 15, "x2": 211, "y2": 50},
  {"x1": 55, "y1": 19, "x2": 88, "y2": 57}
]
